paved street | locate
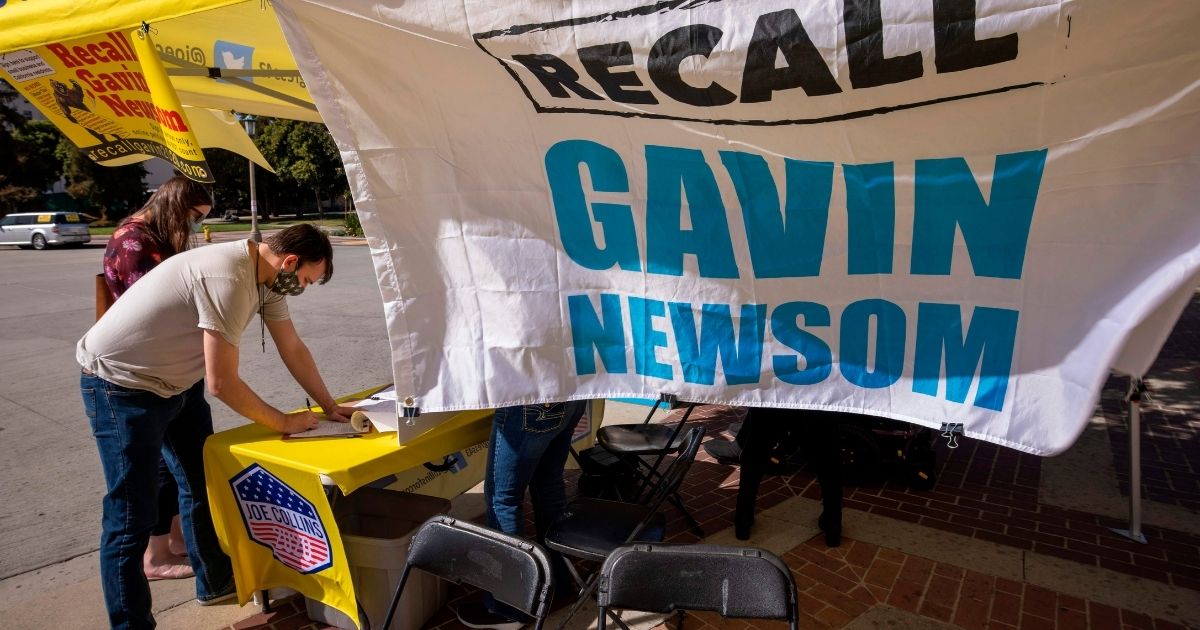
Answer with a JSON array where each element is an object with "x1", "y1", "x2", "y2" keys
[{"x1": 0, "y1": 238, "x2": 392, "y2": 579}]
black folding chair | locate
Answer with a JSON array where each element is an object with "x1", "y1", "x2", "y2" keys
[
  {"x1": 546, "y1": 426, "x2": 706, "y2": 629},
  {"x1": 595, "y1": 395, "x2": 704, "y2": 536},
  {"x1": 381, "y1": 516, "x2": 556, "y2": 630},
  {"x1": 597, "y1": 543, "x2": 798, "y2": 630}
]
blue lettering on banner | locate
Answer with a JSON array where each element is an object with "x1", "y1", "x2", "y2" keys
[
  {"x1": 548, "y1": 139, "x2": 1045, "y2": 282},
  {"x1": 546, "y1": 140, "x2": 641, "y2": 272},
  {"x1": 913, "y1": 303, "x2": 1019, "y2": 411},
  {"x1": 771, "y1": 301, "x2": 833, "y2": 386},
  {"x1": 568, "y1": 293, "x2": 1021, "y2": 411},
  {"x1": 547, "y1": 140, "x2": 1043, "y2": 412},
  {"x1": 840, "y1": 299, "x2": 906, "y2": 389},
  {"x1": 911, "y1": 150, "x2": 1047, "y2": 278},
  {"x1": 844, "y1": 162, "x2": 896, "y2": 275},
  {"x1": 645, "y1": 145, "x2": 739, "y2": 278},
  {"x1": 569, "y1": 293, "x2": 627, "y2": 374},
  {"x1": 629, "y1": 296, "x2": 673, "y2": 379},
  {"x1": 670, "y1": 302, "x2": 766, "y2": 385},
  {"x1": 720, "y1": 151, "x2": 832, "y2": 278}
]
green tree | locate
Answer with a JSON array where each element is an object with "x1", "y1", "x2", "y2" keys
[
  {"x1": 206, "y1": 148, "x2": 251, "y2": 216},
  {"x1": 0, "y1": 83, "x2": 62, "y2": 214},
  {"x1": 55, "y1": 137, "x2": 148, "y2": 223},
  {"x1": 256, "y1": 118, "x2": 348, "y2": 218},
  {"x1": 12, "y1": 121, "x2": 63, "y2": 190}
]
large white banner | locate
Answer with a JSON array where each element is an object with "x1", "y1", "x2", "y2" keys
[{"x1": 275, "y1": 0, "x2": 1200, "y2": 454}]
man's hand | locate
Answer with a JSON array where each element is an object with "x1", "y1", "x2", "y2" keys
[
  {"x1": 321, "y1": 404, "x2": 357, "y2": 422},
  {"x1": 280, "y1": 410, "x2": 323, "y2": 434}
]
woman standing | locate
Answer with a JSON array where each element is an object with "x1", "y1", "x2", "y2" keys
[{"x1": 102, "y1": 175, "x2": 212, "y2": 580}]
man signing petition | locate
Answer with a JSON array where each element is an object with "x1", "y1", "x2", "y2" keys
[{"x1": 77, "y1": 223, "x2": 355, "y2": 629}]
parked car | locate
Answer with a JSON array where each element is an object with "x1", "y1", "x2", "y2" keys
[{"x1": 0, "y1": 212, "x2": 92, "y2": 249}]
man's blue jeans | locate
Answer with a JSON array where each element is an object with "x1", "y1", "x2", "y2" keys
[
  {"x1": 484, "y1": 401, "x2": 586, "y2": 616},
  {"x1": 82, "y1": 374, "x2": 234, "y2": 629}
]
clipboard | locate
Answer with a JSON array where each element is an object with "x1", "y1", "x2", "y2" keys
[{"x1": 281, "y1": 419, "x2": 369, "y2": 440}]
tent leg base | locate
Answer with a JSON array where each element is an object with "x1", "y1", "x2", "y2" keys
[{"x1": 1109, "y1": 527, "x2": 1148, "y2": 545}]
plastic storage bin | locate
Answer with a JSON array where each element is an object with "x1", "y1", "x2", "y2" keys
[{"x1": 306, "y1": 488, "x2": 451, "y2": 629}]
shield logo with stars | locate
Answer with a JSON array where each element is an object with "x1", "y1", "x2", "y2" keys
[{"x1": 230, "y1": 463, "x2": 332, "y2": 574}]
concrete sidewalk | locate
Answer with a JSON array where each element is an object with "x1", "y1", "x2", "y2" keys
[{"x1": 3, "y1": 294, "x2": 1197, "y2": 629}]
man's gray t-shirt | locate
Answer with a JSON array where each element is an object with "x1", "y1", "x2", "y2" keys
[{"x1": 77, "y1": 239, "x2": 289, "y2": 397}]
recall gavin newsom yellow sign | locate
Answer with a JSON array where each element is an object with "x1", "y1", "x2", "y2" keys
[{"x1": 0, "y1": 28, "x2": 213, "y2": 182}]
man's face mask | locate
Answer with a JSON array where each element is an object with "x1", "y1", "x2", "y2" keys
[{"x1": 269, "y1": 262, "x2": 305, "y2": 296}]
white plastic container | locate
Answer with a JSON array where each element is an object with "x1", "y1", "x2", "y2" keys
[{"x1": 306, "y1": 488, "x2": 451, "y2": 629}]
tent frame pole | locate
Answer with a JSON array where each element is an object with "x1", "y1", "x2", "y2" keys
[
  {"x1": 160, "y1": 52, "x2": 319, "y2": 113},
  {"x1": 243, "y1": 116, "x2": 261, "y2": 243},
  {"x1": 1110, "y1": 377, "x2": 1148, "y2": 544}
]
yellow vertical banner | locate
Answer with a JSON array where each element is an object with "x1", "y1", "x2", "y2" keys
[
  {"x1": 0, "y1": 28, "x2": 213, "y2": 182},
  {"x1": 206, "y1": 449, "x2": 358, "y2": 624}
]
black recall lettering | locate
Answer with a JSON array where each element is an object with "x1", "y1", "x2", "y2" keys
[
  {"x1": 845, "y1": 0, "x2": 924, "y2": 89},
  {"x1": 512, "y1": 53, "x2": 603, "y2": 100},
  {"x1": 741, "y1": 9, "x2": 842, "y2": 103},
  {"x1": 579, "y1": 41, "x2": 659, "y2": 104},
  {"x1": 647, "y1": 24, "x2": 737, "y2": 107},
  {"x1": 933, "y1": 0, "x2": 1018, "y2": 73}
]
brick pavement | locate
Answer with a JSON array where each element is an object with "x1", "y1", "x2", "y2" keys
[{"x1": 657, "y1": 537, "x2": 1192, "y2": 630}]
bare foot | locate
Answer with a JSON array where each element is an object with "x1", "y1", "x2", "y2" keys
[
  {"x1": 168, "y1": 515, "x2": 188, "y2": 557},
  {"x1": 144, "y1": 559, "x2": 194, "y2": 581},
  {"x1": 168, "y1": 537, "x2": 187, "y2": 557}
]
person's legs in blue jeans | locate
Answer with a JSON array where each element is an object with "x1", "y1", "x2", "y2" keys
[
  {"x1": 485, "y1": 402, "x2": 584, "y2": 533},
  {"x1": 476, "y1": 401, "x2": 586, "y2": 622},
  {"x1": 83, "y1": 373, "x2": 180, "y2": 630},
  {"x1": 161, "y1": 380, "x2": 234, "y2": 601},
  {"x1": 527, "y1": 402, "x2": 584, "y2": 582},
  {"x1": 527, "y1": 420, "x2": 574, "y2": 538},
  {"x1": 528, "y1": 402, "x2": 584, "y2": 602}
]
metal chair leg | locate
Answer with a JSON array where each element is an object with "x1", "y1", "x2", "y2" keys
[
  {"x1": 668, "y1": 492, "x2": 705, "y2": 537},
  {"x1": 639, "y1": 404, "x2": 697, "y2": 492},
  {"x1": 609, "y1": 609, "x2": 633, "y2": 630},
  {"x1": 555, "y1": 571, "x2": 602, "y2": 630},
  {"x1": 563, "y1": 557, "x2": 587, "y2": 595},
  {"x1": 381, "y1": 565, "x2": 414, "y2": 630}
]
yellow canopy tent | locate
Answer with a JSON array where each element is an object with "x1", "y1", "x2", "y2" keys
[{"x1": 0, "y1": 0, "x2": 320, "y2": 171}]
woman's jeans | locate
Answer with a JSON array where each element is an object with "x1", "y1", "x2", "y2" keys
[
  {"x1": 82, "y1": 373, "x2": 234, "y2": 629},
  {"x1": 484, "y1": 401, "x2": 587, "y2": 616}
]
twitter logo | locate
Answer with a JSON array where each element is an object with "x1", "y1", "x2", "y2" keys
[{"x1": 213, "y1": 40, "x2": 254, "y2": 77}]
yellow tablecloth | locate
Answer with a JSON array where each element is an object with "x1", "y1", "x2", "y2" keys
[{"x1": 203, "y1": 404, "x2": 493, "y2": 625}]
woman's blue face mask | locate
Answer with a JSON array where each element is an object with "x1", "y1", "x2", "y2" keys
[{"x1": 190, "y1": 205, "x2": 212, "y2": 234}]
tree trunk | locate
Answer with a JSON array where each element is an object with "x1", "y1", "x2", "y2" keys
[{"x1": 315, "y1": 190, "x2": 324, "y2": 219}]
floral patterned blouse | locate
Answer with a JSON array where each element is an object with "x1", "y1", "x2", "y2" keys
[{"x1": 103, "y1": 218, "x2": 169, "y2": 300}]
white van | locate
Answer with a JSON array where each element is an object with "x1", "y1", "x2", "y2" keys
[{"x1": 0, "y1": 212, "x2": 92, "y2": 249}]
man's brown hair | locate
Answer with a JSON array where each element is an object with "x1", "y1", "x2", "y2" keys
[{"x1": 265, "y1": 224, "x2": 334, "y2": 284}]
